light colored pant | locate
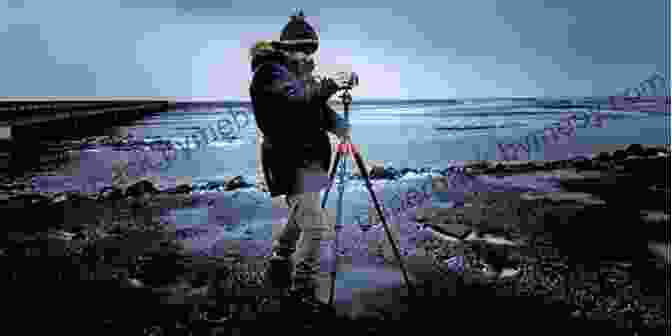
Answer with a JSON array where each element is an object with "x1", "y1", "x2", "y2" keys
[{"x1": 271, "y1": 162, "x2": 330, "y2": 290}]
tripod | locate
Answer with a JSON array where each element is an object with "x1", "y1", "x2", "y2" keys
[{"x1": 320, "y1": 88, "x2": 415, "y2": 307}]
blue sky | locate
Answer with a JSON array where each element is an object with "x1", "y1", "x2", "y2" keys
[{"x1": 1, "y1": 0, "x2": 669, "y2": 100}]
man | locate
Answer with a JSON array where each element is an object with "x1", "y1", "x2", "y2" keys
[{"x1": 249, "y1": 11, "x2": 353, "y2": 311}]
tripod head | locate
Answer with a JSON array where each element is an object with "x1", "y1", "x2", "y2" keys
[
  {"x1": 337, "y1": 72, "x2": 357, "y2": 120},
  {"x1": 338, "y1": 89, "x2": 353, "y2": 120}
]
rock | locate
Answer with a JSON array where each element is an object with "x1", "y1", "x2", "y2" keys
[
  {"x1": 204, "y1": 181, "x2": 224, "y2": 191},
  {"x1": 429, "y1": 220, "x2": 473, "y2": 240},
  {"x1": 430, "y1": 176, "x2": 451, "y2": 193},
  {"x1": 398, "y1": 167, "x2": 421, "y2": 177},
  {"x1": 594, "y1": 160, "x2": 613, "y2": 171},
  {"x1": 571, "y1": 157, "x2": 594, "y2": 170},
  {"x1": 647, "y1": 242, "x2": 670, "y2": 264},
  {"x1": 51, "y1": 193, "x2": 69, "y2": 204},
  {"x1": 520, "y1": 191, "x2": 606, "y2": 205},
  {"x1": 625, "y1": 144, "x2": 646, "y2": 157},
  {"x1": 165, "y1": 182, "x2": 192, "y2": 194},
  {"x1": 520, "y1": 189, "x2": 653, "y2": 265},
  {"x1": 596, "y1": 151, "x2": 611, "y2": 162},
  {"x1": 119, "y1": 277, "x2": 145, "y2": 289},
  {"x1": 176, "y1": 184, "x2": 193, "y2": 193},
  {"x1": 413, "y1": 206, "x2": 463, "y2": 223},
  {"x1": 353, "y1": 160, "x2": 386, "y2": 178},
  {"x1": 612, "y1": 149, "x2": 627, "y2": 161},
  {"x1": 43, "y1": 229, "x2": 75, "y2": 241},
  {"x1": 224, "y1": 176, "x2": 247, "y2": 191},
  {"x1": 639, "y1": 211, "x2": 670, "y2": 225},
  {"x1": 10, "y1": 192, "x2": 52, "y2": 205},
  {"x1": 464, "y1": 161, "x2": 492, "y2": 171},
  {"x1": 98, "y1": 186, "x2": 124, "y2": 201},
  {"x1": 369, "y1": 164, "x2": 388, "y2": 179},
  {"x1": 422, "y1": 205, "x2": 523, "y2": 245},
  {"x1": 125, "y1": 179, "x2": 159, "y2": 197},
  {"x1": 642, "y1": 146, "x2": 660, "y2": 157},
  {"x1": 0, "y1": 182, "x2": 29, "y2": 191}
]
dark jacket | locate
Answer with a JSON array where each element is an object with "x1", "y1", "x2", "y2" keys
[{"x1": 250, "y1": 53, "x2": 349, "y2": 197}]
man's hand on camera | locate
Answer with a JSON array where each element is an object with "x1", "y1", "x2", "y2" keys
[
  {"x1": 318, "y1": 77, "x2": 340, "y2": 100},
  {"x1": 331, "y1": 72, "x2": 358, "y2": 89}
]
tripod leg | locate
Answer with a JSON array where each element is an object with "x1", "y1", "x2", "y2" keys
[
  {"x1": 350, "y1": 148, "x2": 416, "y2": 298},
  {"x1": 329, "y1": 148, "x2": 348, "y2": 306},
  {"x1": 321, "y1": 146, "x2": 343, "y2": 209}
]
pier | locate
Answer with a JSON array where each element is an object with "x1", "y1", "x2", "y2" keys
[
  {"x1": 0, "y1": 97, "x2": 176, "y2": 175},
  {"x1": 0, "y1": 97, "x2": 257, "y2": 175},
  {"x1": 0, "y1": 97, "x2": 176, "y2": 142}
]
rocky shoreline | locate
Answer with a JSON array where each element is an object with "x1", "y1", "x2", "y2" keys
[{"x1": 1, "y1": 143, "x2": 669, "y2": 334}]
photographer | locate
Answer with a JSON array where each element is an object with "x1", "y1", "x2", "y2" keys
[{"x1": 249, "y1": 11, "x2": 354, "y2": 312}]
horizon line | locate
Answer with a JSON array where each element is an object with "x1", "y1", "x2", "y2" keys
[{"x1": 1, "y1": 95, "x2": 667, "y2": 102}]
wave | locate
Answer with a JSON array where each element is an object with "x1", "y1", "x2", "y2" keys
[
  {"x1": 174, "y1": 126, "x2": 205, "y2": 131},
  {"x1": 434, "y1": 121, "x2": 528, "y2": 131},
  {"x1": 357, "y1": 108, "x2": 570, "y2": 119}
]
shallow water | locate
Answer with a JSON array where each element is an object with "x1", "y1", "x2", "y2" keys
[{"x1": 17, "y1": 99, "x2": 667, "y2": 263}]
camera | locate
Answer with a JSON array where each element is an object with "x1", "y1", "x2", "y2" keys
[{"x1": 340, "y1": 72, "x2": 359, "y2": 90}]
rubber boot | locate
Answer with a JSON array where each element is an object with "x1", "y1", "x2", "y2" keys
[
  {"x1": 266, "y1": 248, "x2": 294, "y2": 292},
  {"x1": 287, "y1": 280, "x2": 336, "y2": 317}
]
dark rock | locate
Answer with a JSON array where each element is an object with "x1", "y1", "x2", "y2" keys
[
  {"x1": 520, "y1": 191, "x2": 607, "y2": 206},
  {"x1": 167, "y1": 184, "x2": 193, "y2": 194},
  {"x1": 596, "y1": 151, "x2": 611, "y2": 162},
  {"x1": 571, "y1": 157, "x2": 594, "y2": 170},
  {"x1": 125, "y1": 180, "x2": 159, "y2": 198},
  {"x1": 0, "y1": 182, "x2": 30, "y2": 191},
  {"x1": 552, "y1": 160, "x2": 570, "y2": 170},
  {"x1": 399, "y1": 168, "x2": 414, "y2": 176},
  {"x1": 225, "y1": 176, "x2": 248, "y2": 191},
  {"x1": 595, "y1": 161, "x2": 613, "y2": 171},
  {"x1": 518, "y1": 190, "x2": 655, "y2": 266},
  {"x1": 414, "y1": 207, "x2": 463, "y2": 223},
  {"x1": 98, "y1": 187, "x2": 124, "y2": 201},
  {"x1": 387, "y1": 167, "x2": 401, "y2": 179},
  {"x1": 612, "y1": 149, "x2": 627, "y2": 161},
  {"x1": 621, "y1": 156, "x2": 668, "y2": 178},
  {"x1": 10, "y1": 192, "x2": 51, "y2": 205},
  {"x1": 370, "y1": 166, "x2": 396, "y2": 179},
  {"x1": 625, "y1": 144, "x2": 645, "y2": 157},
  {"x1": 205, "y1": 181, "x2": 224, "y2": 191},
  {"x1": 429, "y1": 220, "x2": 473, "y2": 240},
  {"x1": 642, "y1": 146, "x2": 660, "y2": 157},
  {"x1": 439, "y1": 168, "x2": 453, "y2": 176},
  {"x1": 419, "y1": 167, "x2": 432, "y2": 174},
  {"x1": 639, "y1": 211, "x2": 670, "y2": 225},
  {"x1": 465, "y1": 161, "x2": 491, "y2": 171}
]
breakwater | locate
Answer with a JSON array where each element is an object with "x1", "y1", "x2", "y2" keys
[
  {"x1": 0, "y1": 99, "x2": 173, "y2": 141},
  {"x1": 0, "y1": 98, "x2": 173, "y2": 174}
]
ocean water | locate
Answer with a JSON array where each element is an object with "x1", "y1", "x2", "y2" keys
[{"x1": 29, "y1": 97, "x2": 670, "y2": 257}]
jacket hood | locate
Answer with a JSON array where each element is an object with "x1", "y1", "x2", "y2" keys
[{"x1": 250, "y1": 40, "x2": 289, "y2": 72}]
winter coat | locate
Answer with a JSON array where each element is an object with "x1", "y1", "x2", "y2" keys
[{"x1": 249, "y1": 52, "x2": 349, "y2": 197}]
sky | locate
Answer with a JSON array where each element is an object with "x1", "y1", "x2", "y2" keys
[{"x1": 0, "y1": 0, "x2": 669, "y2": 100}]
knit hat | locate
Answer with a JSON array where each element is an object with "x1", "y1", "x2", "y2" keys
[{"x1": 276, "y1": 10, "x2": 318, "y2": 55}]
